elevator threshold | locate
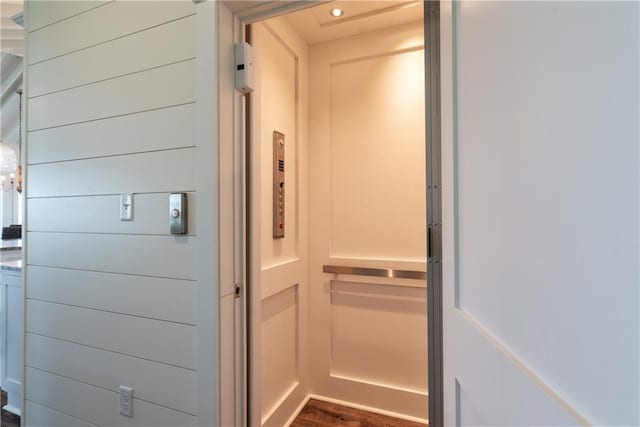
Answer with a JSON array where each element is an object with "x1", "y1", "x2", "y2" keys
[{"x1": 290, "y1": 398, "x2": 427, "y2": 427}]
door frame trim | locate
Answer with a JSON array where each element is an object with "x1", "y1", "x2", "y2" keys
[
  {"x1": 425, "y1": 2, "x2": 444, "y2": 426},
  {"x1": 193, "y1": 2, "x2": 222, "y2": 426},
  {"x1": 214, "y1": 4, "x2": 327, "y2": 426}
]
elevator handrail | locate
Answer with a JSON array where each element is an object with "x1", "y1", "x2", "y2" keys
[{"x1": 322, "y1": 265, "x2": 426, "y2": 280}]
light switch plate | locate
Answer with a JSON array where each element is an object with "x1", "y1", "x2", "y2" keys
[{"x1": 120, "y1": 194, "x2": 133, "y2": 221}]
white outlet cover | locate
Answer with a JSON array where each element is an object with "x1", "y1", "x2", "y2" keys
[{"x1": 119, "y1": 385, "x2": 133, "y2": 417}]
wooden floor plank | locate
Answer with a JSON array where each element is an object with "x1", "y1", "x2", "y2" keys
[
  {"x1": 1, "y1": 389, "x2": 20, "y2": 427},
  {"x1": 290, "y1": 398, "x2": 427, "y2": 427}
]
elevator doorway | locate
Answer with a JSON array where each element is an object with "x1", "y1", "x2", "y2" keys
[
  {"x1": 247, "y1": 2, "x2": 430, "y2": 425},
  {"x1": 216, "y1": 1, "x2": 441, "y2": 425}
]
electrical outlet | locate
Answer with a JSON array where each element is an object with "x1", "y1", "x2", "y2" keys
[
  {"x1": 119, "y1": 385, "x2": 133, "y2": 417},
  {"x1": 120, "y1": 194, "x2": 133, "y2": 221}
]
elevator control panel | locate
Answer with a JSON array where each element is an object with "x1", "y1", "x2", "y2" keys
[
  {"x1": 170, "y1": 192, "x2": 188, "y2": 235},
  {"x1": 273, "y1": 131, "x2": 285, "y2": 239}
]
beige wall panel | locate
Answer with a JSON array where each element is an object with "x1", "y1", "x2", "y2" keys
[
  {"x1": 329, "y1": 48, "x2": 425, "y2": 261},
  {"x1": 260, "y1": 285, "x2": 299, "y2": 423},
  {"x1": 308, "y1": 22, "x2": 427, "y2": 420},
  {"x1": 253, "y1": 17, "x2": 310, "y2": 427},
  {"x1": 330, "y1": 281, "x2": 427, "y2": 392},
  {"x1": 258, "y1": 23, "x2": 299, "y2": 269}
]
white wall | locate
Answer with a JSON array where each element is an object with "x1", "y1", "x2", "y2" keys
[
  {"x1": 252, "y1": 17, "x2": 310, "y2": 427},
  {"x1": 307, "y1": 21, "x2": 428, "y2": 421},
  {"x1": 254, "y1": 16, "x2": 428, "y2": 424},
  {"x1": 24, "y1": 2, "x2": 198, "y2": 425},
  {"x1": 441, "y1": 1, "x2": 639, "y2": 425}
]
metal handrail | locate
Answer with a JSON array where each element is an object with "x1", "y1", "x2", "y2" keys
[{"x1": 322, "y1": 265, "x2": 426, "y2": 280}]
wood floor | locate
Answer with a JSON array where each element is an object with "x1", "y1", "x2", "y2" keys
[
  {"x1": 290, "y1": 399, "x2": 427, "y2": 427},
  {"x1": 1, "y1": 389, "x2": 20, "y2": 427}
]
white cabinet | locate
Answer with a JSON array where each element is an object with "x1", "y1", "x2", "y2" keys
[{"x1": 1, "y1": 267, "x2": 22, "y2": 416}]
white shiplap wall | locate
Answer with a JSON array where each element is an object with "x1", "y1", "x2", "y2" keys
[{"x1": 24, "y1": 2, "x2": 197, "y2": 426}]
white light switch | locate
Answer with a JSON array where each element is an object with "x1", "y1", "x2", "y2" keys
[{"x1": 120, "y1": 194, "x2": 133, "y2": 221}]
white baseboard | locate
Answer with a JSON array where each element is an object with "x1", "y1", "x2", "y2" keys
[
  {"x1": 283, "y1": 394, "x2": 311, "y2": 427},
  {"x1": 306, "y1": 393, "x2": 429, "y2": 425},
  {"x1": 3, "y1": 403, "x2": 21, "y2": 417}
]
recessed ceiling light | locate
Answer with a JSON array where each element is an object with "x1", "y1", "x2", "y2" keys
[{"x1": 330, "y1": 8, "x2": 344, "y2": 18}]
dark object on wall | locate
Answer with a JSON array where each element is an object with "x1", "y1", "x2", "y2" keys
[{"x1": 2, "y1": 225, "x2": 21, "y2": 240}]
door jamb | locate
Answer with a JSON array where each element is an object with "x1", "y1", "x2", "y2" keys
[
  {"x1": 216, "y1": 4, "x2": 329, "y2": 427},
  {"x1": 425, "y1": 1, "x2": 444, "y2": 426}
]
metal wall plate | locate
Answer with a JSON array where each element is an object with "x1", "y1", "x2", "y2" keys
[{"x1": 170, "y1": 192, "x2": 188, "y2": 235}]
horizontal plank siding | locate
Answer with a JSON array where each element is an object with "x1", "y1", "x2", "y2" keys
[
  {"x1": 25, "y1": 1, "x2": 199, "y2": 423},
  {"x1": 26, "y1": 300, "x2": 196, "y2": 369},
  {"x1": 27, "y1": 193, "x2": 197, "y2": 236},
  {"x1": 28, "y1": 232, "x2": 196, "y2": 280},
  {"x1": 26, "y1": 1, "x2": 111, "y2": 33},
  {"x1": 27, "y1": 1, "x2": 194, "y2": 64},
  {"x1": 27, "y1": 148, "x2": 195, "y2": 198},
  {"x1": 28, "y1": 104, "x2": 195, "y2": 164},
  {"x1": 25, "y1": 400, "x2": 98, "y2": 427},
  {"x1": 27, "y1": 334, "x2": 197, "y2": 414},
  {"x1": 26, "y1": 368, "x2": 196, "y2": 426},
  {"x1": 27, "y1": 266, "x2": 196, "y2": 324},
  {"x1": 28, "y1": 15, "x2": 195, "y2": 98},
  {"x1": 27, "y1": 59, "x2": 195, "y2": 131}
]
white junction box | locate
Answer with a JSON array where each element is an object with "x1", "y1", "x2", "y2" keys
[{"x1": 234, "y1": 42, "x2": 254, "y2": 94}]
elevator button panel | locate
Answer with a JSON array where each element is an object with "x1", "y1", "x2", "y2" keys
[{"x1": 273, "y1": 131, "x2": 285, "y2": 239}]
